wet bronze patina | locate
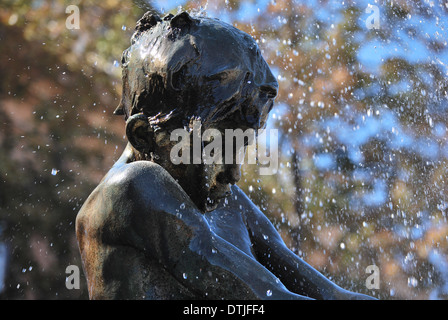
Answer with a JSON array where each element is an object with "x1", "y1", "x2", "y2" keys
[{"x1": 76, "y1": 11, "x2": 374, "y2": 300}]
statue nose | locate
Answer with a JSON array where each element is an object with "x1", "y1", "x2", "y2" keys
[{"x1": 260, "y1": 84, "x2": 278, "y2": 99}]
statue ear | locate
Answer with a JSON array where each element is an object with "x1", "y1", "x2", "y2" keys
[{"x1": 125, "y1": 113, "x2": 155, "y2": 155}]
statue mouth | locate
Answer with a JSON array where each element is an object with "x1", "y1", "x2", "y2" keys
[{"x1": 210, "y1": 183, "x2": 232, "y2": 199}]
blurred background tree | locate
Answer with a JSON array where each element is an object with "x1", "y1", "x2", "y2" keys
[
  {"x1": 0, "y1": 0, "x2": 146, "y2": 299},
  {"x1": 1, "y1": 0, "x2": 447, "y2": 299}
]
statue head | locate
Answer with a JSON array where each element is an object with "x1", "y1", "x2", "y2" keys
[{"x1": 116, "y1": 11, "x2": 278, "y2": 212}]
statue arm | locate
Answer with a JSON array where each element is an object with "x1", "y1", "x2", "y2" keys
[
  {"x1": 121, "y1": 162, "x2": 310, "y2": 300},
  {"x1": 234, "y1": 185, "x2": 369, "y2": 300}
]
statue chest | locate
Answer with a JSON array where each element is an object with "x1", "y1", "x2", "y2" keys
[{"x1": 203, "y1": 204, "x2": 256, "y2": 259}]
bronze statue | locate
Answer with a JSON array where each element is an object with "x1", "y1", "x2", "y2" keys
[{"x1": 76, "y1": 11, "x2": 374, "y2": 300}]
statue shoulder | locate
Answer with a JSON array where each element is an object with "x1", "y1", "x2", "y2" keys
[
  {"x1": 104, "y1": 160, "x2": 171, "y2": 190},
  {"x1": 100, "y1": 160, "x2": 184, "y2": 209},
  {"x1": 76, "y1": 160, "x2": 196, "y2": 250},
  {"x1": 76, "y1": 161, "x2": 180, "y2": 225},
  {"x1": 80, "y1": 161, "x2": 194, "y2": 220}
]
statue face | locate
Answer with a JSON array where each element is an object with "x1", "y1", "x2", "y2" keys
[
  {"x1": 123, "y1": 12, "x2": 278, "y2": 212},
  {"x1": 186, "y1": 18, "x2": 279, "y2": 130}
]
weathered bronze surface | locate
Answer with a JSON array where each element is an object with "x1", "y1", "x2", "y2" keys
[{"x1": 76, "y1": 11, "x2": 374, "y2": 300}]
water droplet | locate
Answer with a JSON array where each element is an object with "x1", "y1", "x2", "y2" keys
[
  {"x1": 180, "y1": 203, "x2": 186, "y2": 210},
  {"x1": 407, "y1": 277, "x2": 418, "y2": 287},
  {"x1": 183, "y1": 273, "x2": 187, "y2": 279},
  {"x1": 266, "y1": 289, "x2": 272, "y2": 297},
  {"x1": 51, "y1": 168, "x2": 59, "y2": 176},
  {"x1": 122, "y1": 25, "x2": 126, "y2": 30},
  {"x1": 263, "y1": 234, "x2": 269, "y2": 240},
  {"x1": 211, "y1": 248, "x2": 217, "y2": 254}
]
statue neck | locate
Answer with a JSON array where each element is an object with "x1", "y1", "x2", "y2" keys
[{"x1": 114, "y1": 143, "x2": 143, "y2": 167}]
